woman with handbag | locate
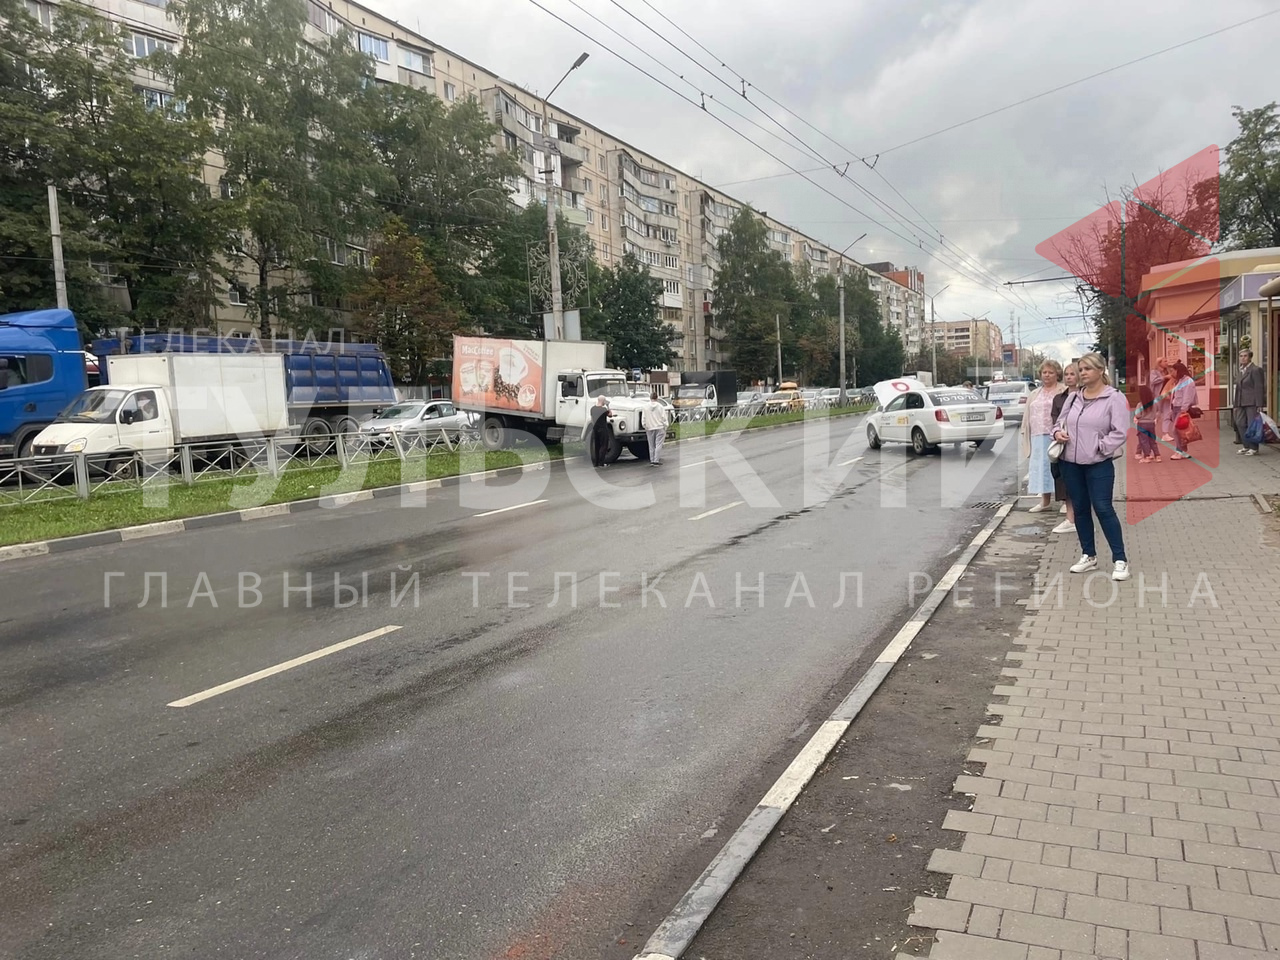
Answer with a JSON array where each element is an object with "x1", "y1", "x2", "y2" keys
[
  {"x1": 1166, "y1": 361, "x2": 1198, "y2": 461},
  {"x1": 1020, "y1": 360, "x2": 1067, "y2": 513},
  {"x1": 1048, "y1": 362, "x2": 1079, "y2": 534},
  {"x1": 1051, "y1": 352, "x2": 1131, "y2": 581}
]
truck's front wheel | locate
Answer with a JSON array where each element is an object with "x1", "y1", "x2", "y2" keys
[
  {"x1": 604, "y1": 437, "x2": 623, "y2": 464},
  {"x1": 481, "y1": 415, "x2": 507, "y2": 451}
]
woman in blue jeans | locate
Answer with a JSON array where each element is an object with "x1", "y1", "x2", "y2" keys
[{"x1": 1051, "y1": 352, "x2": 1131, "y2": 582}]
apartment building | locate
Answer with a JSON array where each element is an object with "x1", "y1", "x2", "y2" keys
[
  {"x1": 72, "y1": 0, "x2": 882, "y2": 373},
  {"x1": 863, "y1": 263, "x2": 927, "y2": 358},
  {"x1": 938, "y1": 318, "x2": 1004, "y2": 364}
]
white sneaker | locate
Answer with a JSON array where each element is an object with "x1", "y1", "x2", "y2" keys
[
  {"x1": 1112, "y1": 561, "x2": 1131, "y2": 582},
  {"x1": 1245, "y1": 450, "x2": 1257, "y2": 457},
  {"x1": 1238, "y1": 448, "x2": 1249, "y2": 455},
  {"x1": 1052, "y1": 519, "x2": 1075, "y2": 534},
  {"x1": 1070, "y1": 554, "x2": 1098, "y2": 574},
  {"x1": 1029, "y1": 503, "x2": 1048, "y2": 513},
  {"x1": 1059, "y1": 504, "x2": 1067, "y2": 514}
]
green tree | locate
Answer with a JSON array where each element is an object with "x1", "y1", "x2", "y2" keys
[
  {"x1": 1221, "y1": 102, "x2": 1280, "y2": 250},
  {"x1": 713, "y1": 207, "x2": 796, "y2": 382},
  {"x1": 587, "y1": 252, "x2": 673, "y2": 370},
  {"x1": 169, "y1": 0, "x2": 389, "y2": 336},
  {"x1": 847, "y1": 268, "x2": 905, "y2": 383},
  {"x1": 355, "y1": 217, "x2": 459, "y2": 384},
  {"x1": 369, "y1": 86, "x2": 518, "y2": 315}
]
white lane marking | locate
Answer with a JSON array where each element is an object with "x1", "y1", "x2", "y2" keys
[
  {"x1": 472, "y1": 499, "x2": 548, "y2": 518},
  {"x1": 680, "y1": 460, "x2": 712, "y2": 469},
  {"x1": 688, "y1": 500, "x2": 743, "y2": 521},
  {"x1": 784, "y1": 437, "x2": 808, "y2": 445},
  {"x1": 167, "y1": 625, "x2": 402, "y2": 708},
  {"x1": 838, "y1": 456, "x2": 865, "y2": 467}
]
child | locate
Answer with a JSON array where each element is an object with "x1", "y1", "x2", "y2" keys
[{"x1": 1136, "y1": 384, "x2": 1159, "y2": 463}]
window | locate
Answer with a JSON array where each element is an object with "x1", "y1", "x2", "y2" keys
[
  {"x1": 140, "y1": 87, "x2": 184, "y2": 113},
  {"x1": 400, "y1": 48, "x2": 431, "y2": 74},
  {"x1": 601, "y1": 214, "x2": 608, "y2": 231},
  {"x1": 624, "y1": 212, "x2": 641, "y2": 232},
  {"x1": 664, "y1": 176, "x2": 674, "y2": 190},
  {"x1": 659, "y1": 227, "x2": 677, "y2": 243},
  {"x1": 644, "y1": 250, "x2": 660, "y2": 266},
  {"x1": 583, "y1": 148, "x2": 590, "y2": 165},
  {"x1": 322, "y1": 237, "x2": 347, "y2": 265},
  {"x1": 640, "y1": 169, "x2": 659, "y2": 187},
  {"x1": 357, "y1": 33, "x2": 389, "y2": 62},
  {"x1": 444, "y1": 82, "x2": 456, "y2": 101},
  {"x1": 599, "y1": 184, "x2": 607, "y2": 200},
  {"x1": 218, "y1": 179, "x2": 238, "y2": 199},
  {"x1": 586, "y1": 209, "x2": 594, "y2": 224},
  {"x1": 661, "y1": 202, "x2": 676, "y2": 216},
  {"x1": 769, "y1": 230, "x2": 790, "y2": 245},
  {"x1": 639, "y1": 196, "x2": 659, "y2": 214},
  {"x1": 599, "y1": 153, "x2": 606, "y2": 172},
  {"x1": 120, "y1": 391, "x2": 159, "y2": 424},
  {"x1": 228, "y1": 283, "x2": 249, "y2": 306},
  {"x1": 126, "y1": 33, "x2": 173, "y2": 58},
  {"x1": 583, "y1": 177, "x2": 592, "y2": 193},
  {"x1": 504, "y1": 131, "x2": 518, "y2": 153},
  {"x1": 600, "y1": 243, "x2": 610, "y2": 259},
  {"x1": 25, "y1": 0, "x2": 53, "y2": 29},
  {"x1": 664, "y1": 279, "x2": 680, "y2": 295},
  {"x1": 306, "y1": 0, "x2": 337, "y2": 33},
  {"x1": 0, "y1": 353, "x2": 53, "y2": 388},
  {"x1": 663, "y1": 255, "x2": 679, "y2": 269}
]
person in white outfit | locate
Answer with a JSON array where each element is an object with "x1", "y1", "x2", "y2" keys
[{"x1": 645, "y1": 390, "x2": 671, "y2": 465}]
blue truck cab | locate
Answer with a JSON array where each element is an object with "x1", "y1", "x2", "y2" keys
[{"x1": 0, "y1": 309, "x2": 88, "y2": 458}]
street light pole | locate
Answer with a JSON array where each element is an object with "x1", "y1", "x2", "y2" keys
[
  {"x1": 541, "y1": 53, "x2": 588, "y2": 340},
  {"x1": 836, "y1": 234, "x2": 865, "y2": 406},
  {"x1": 928, "y1": 283, "x2": 950, "y2": 384}
]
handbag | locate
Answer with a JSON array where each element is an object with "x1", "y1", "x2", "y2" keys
[
  {"x1": 1188, "y1": 405, "x2": 1203, "y2": 419},
  {"x1": 1047, "y1": 439, "x2": 1065, "y2": 462},
  {"x1": 1182, "y1": 421, "x2": 1203, "y2": 443}
]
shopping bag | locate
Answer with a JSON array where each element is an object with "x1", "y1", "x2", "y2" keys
[
  {"x1": 1245, "y1": 415, "x2": 1265, "y2": 447},
  {"x1": 1179, "y1": 420, "x2": 1203, "y2": 444},
  {"x1": 1261, "y1": 412, "x2": 1280, "y2": 445}
]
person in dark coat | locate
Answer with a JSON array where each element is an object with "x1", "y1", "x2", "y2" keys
[
  {"x1": 1235, "y1": 348, "x2": 1267, "y2": 455},
  {"x1": 588, "y1": 396, "x2": 613, "y2": 467}
]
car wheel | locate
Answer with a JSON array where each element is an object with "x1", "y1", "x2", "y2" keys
[
  {"x1": 911, "y1": 427, "x2": 932, "y2": 456},
  {"x1": 866, "y1": 424, "x2": 882, "y2": 449}
]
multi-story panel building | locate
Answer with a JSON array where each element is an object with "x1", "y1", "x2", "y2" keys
[
  {"x1": 864, "y1": 263, "x2": 927, "y2": 358},
  {"x1": 76, "y1": 0, "x2": 871, "y2": 375},
  {"x1": 938, "y1": 319, "x2": 1004, "y2": 366}
]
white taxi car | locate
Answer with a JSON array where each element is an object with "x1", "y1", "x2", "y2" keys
[{"x1": 866, "y1": 378, "x2": 1005, "y2": 455}]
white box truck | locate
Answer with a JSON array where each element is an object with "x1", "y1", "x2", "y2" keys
[
  {"x1": 452, "y1": 335, "x2": 656, "y2": 462},
  {"x1": 30, "y1": 354, "x2": 290, "y2": 474}
]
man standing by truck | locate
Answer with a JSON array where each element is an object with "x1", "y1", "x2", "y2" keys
[
  {"x1": 588, "y1": 396, "x2": 613, "y2": 467},
  {"x1": 645, "y1": 390, "x2": 670, "y2": 466}
]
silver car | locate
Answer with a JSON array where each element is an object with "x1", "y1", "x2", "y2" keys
[
  {"x1": 985, "y1": 381, "x2": 1031, "y2": 423},
  {"x1": 359, "y1": 400, "x2": 471, "y2": 443}
]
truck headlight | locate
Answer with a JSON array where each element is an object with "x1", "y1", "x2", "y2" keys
[
  {"x1": 64, "y1": 438, "x2": 88, "y2": 453},
  {"x1": 617, "y1": 419, "x2": 626, "y2": 432}
]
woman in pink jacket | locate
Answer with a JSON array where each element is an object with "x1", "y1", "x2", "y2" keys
[{"x1": 1051, "y1": 353, "x2": 1131, "y2": 582}]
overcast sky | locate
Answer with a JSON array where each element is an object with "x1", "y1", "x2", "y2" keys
[{"x1": 385, "y1": 0, "x2": 1274, "y2": 362}]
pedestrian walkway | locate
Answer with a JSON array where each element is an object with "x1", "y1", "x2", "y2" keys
[{"x1": 905, "y1": 447, "x2": 1280, "y2": 959}]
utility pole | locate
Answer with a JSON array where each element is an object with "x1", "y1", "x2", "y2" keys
[
  {"x1": 541, "y1": 53, "x2": 588, "y2": 340},
  {"x1": 835, "y1": 235, "x2": 864, "y2": 406},
  {"x1": 48, "y1": 184, "x2": 69, "y2": 310},
  {"x1": 776, "y1": 313, "x2": 783, "y2": 387},
  {"x1": 928, "y1": 283, "x2": 950, "y2": 384}
]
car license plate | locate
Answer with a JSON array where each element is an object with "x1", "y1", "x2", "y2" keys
[{"x1": 962, "y1": 413, "x2": 985, "y2": 422}]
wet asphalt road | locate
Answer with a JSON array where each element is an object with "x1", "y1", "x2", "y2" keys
[{"x1": 0, "y1": 415, "x2": 1019, "y2": 960}]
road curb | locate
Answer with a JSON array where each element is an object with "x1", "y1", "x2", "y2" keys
[
  {"x1": 631, "y1": 499, "x2": 1015, "y2": 960},
  {"x1": 0, "y1": 411, "x2": 869, "y2": 564}
]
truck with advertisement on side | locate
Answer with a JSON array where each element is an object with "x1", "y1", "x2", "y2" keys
[
  {"x1": 451, "y1": 335, "x2": 655, "y2": 463},
  {"x1": 671, "y1": 370, "x2": 738, "y2": 421},
  {"x1": 29, "y1": 353, "x2": 291, "y2": 477}
]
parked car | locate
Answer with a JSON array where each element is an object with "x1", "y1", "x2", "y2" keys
[
  {"x1": 985, "y1": 381, "x2": 1032, "y2": 423},
  {"x1": 865, "y1": 383, "x2": 1004, "y2": 455},
  {"x1": 763, "y1": 389, "x2": 806, "y2": 413},
  {"x1": 819, "y1": 388, "x2": 842, "y2": 406},
  {"x1": 358, "y1": 399, "x2": 471, "y2": 444}
]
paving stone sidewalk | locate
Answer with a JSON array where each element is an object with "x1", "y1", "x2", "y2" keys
[{"x1": 905, "y1": 451, "x2": 1280, "y2": 960}]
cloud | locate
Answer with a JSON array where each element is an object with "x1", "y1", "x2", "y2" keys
[{"x1": 385, "y1": 0, "x2": 1271, "y2": 345}]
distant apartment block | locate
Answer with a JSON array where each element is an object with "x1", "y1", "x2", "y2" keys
[
  {"x1": 864, "y1": 263, "x2": 927, "y2": 358},
  {"x1": 938, "y1": 319, "x2": 1004, "y2": 364}
]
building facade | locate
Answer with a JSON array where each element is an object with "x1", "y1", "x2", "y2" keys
[
  {"x1": 64, "y1": 0, "x2": 917, "y2": 376},
  {"x1": 864, "y1": 263, "x2": 927, "y2": 358},
  {"x1": 938, "y1": 318, "x2": 1004, "y2": 367}
]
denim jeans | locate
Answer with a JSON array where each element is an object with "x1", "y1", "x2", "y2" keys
[{"x1": 1059, "y1": 458, "x2": 1126, "y2": 562}]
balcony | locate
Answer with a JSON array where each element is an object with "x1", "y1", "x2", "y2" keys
[
  {"x1": 553, "y1": 138, "x2": 587, "y2": 165},
  {"x1": 563, "y1": 175, "x2": 588, "y2": 195},
  {"x1": 397, "y1": 66, "x2": 433, "y2": 91},
  {"x1": 560, "y1": 204, "x2": 588, "y2": 227}
]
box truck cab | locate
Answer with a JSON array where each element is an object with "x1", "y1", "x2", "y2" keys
[{"x1": 0, "y1": 309, "x2": 88, "y2": 459}]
